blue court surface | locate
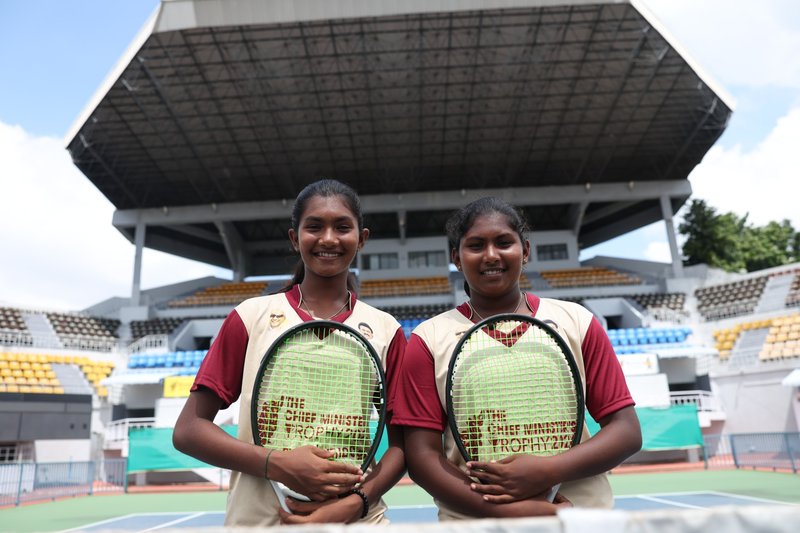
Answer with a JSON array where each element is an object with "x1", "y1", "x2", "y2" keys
[{"x1": 61, "y1": 492, "x2": 789, "y2": 531}]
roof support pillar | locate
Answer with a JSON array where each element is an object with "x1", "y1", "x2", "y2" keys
[
  {"x1": 131, "y1": 218, "x2": 146, "y2": 306},
  {"x1": 660, "y1": 195, "x2": 684, "y2": 278}
]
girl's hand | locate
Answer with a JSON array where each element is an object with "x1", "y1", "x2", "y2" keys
[
  {"x1": 466, "y1": 454, "x2": 555, "y2": 503},
  {"x1": 277, "y1": 494, "x2": 363, "y2": 524},
  {"x1": 270, "y1": 446, "x2": 365, "y2": 500}
]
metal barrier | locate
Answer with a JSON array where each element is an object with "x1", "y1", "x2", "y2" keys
[
  {"x1": 0, "y1": 458, "x2": 126, "y2": 507},
  {"x1": 704, "y1": 432, "x2": 800, "y2": 472},
  {"x1": 729, "y1": 432, "x2": 800, "y2": 472}
]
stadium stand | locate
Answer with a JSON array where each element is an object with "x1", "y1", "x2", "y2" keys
[
  {"x1": 538, "y1": 267, "x2": 642, "y2": 288},
  {"x1": 167, "y1": 281, "x2": 269, "y2": 308},
  {"x1": 0, "y1": 307, "x2": 27, "y2": 331},
  {"x1": 46, "y1": 312, "x2": 120, "y2": 341},
  {"x1": 360, "y1": 277, "x2": 451, "y2": 298},
  {"x1": 787, "y1": 271, "x2": 800, "y2": 308},
  {"x1": 130, "y1": 317, "x2": 186, "y2": 341},
  {"x1": 608, "y1": 327, "x2": 693, "y2": 355},
  {"x1": 695, "y1": 275, "x2": 770, "y2": 321},
  {"x1": 628, "y1": 292, "x2": 687, "y2": 313}
]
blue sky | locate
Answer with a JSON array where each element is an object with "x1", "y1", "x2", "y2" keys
[{"x1": 1, "y1": 0, "x2": 799, "y2": 310}]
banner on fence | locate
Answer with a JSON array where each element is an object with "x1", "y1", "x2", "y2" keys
[
  {"x1": 586, "y1": 404, "x2": 703, "y2": 450},
  {"x1": 127, "y1": 425, "x2": 237, "y2": 472}
]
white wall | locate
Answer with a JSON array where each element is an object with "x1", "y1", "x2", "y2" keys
[
  {"x1": 712, "y1": 368, "x2": 797, "y2": 433},
  {"x1": 359, "y1": 236, "x2": 449, "y2": 281},
  {"x1": 528, "y1": 230, "x2": 580, "y2": 271},
  {"x1": 34, "y1": 440, "x2": 91, "y2": 462}
]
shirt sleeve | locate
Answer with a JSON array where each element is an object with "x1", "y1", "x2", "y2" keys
[
  {"x1": 390, "y1": 333, "x2": 446, "y2": 432},
  {"x1": 582, "y1": 317, "x2": 635, "y2": 421},
  {"x1": 384, "y1": 326, "x2": 408, "y2": 419},
  {"x1": 191, "y1": 309, "x2": 248, "y2": 408}
]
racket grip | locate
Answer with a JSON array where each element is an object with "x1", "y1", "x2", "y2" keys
[
  {"x1": 546, "y1": 483, "x2": 561, "y2": 503},
  {"x1": 270, "y1": 480, "x2": 312, "y2": 514}
]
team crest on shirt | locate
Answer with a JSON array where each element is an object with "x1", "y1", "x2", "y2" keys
[
  {"x1": 269, "y1": 311, "x2": 286, "y2": 328},
  {"x1": 454, "y1": 329, "x2": 467, "y2": 338},
  {"x1": 358, "y1": 322, "x2": 374, "y2": 339}
]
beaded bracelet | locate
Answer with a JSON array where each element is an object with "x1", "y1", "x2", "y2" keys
[{"x1": 339, "y1": 488, "x2": 369, "y2": 519}]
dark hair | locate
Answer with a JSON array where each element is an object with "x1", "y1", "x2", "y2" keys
[
  {"x1": 279, "y1": 179, "x2": 363, "y2": 293},
  {"x1": 445, "y1": 197, "x2": 530, "y2": 296},
  {"x1": 445, "y1": 197, "x2": 530, "y2": 252}
]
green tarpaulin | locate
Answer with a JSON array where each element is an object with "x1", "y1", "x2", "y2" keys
[
  {"x1": 128, "y1": 422, "x2": 388, "y2": 472},
  {"x1": 586, "y1": 404, "x2": 704, "y2": 450}
]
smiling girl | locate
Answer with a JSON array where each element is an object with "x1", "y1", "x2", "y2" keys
[
  {"x1": 391, "y1": 196, "x2": 641, "y2": 520},
  {"x1": 173, "y1": 179, "x2": 406, "y2": 526}
]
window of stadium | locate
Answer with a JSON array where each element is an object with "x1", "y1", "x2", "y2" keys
[
  {"x1": 362, "y1": 252, "x2": 399, "y2": 270},
  {"x1": 408, "y1": 250, "x2": 447, "y2": 268},
  {"x1": 536, "y1": 243, "x2": 569, "y2": 261},
  {"x1": 0, "y1": 442, "x2": 33, "y2": 463}
]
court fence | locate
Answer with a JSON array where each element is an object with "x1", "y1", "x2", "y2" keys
[
  {"x1": 0, "y1": 458, "x2": 126, "y2": 507},
  {"x1": 1, "y1": 432, "x2": 798, "y2": 507},
  {"x1": 703, "y1": 432, "x2": 800, "y2": 472}
]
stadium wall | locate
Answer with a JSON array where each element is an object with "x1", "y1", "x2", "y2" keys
[{"x1": 712, "y1": 368, "x2": 798, "y2": 433}]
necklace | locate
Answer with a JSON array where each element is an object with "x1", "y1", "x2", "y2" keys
[
  {"x1": 297, "y1": 287, "x2": 351, "y2": 320},
  {"x1": 468, "y1": 292, "x2": 526, "y2": 322}
]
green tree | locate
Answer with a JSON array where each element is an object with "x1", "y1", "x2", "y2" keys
[
  {"x1": 678, "y1": 199, "x2": 744, "y2": 271},
  {"x1": 678, "y1": 200, "x2": 800, "y2": 273},
  {"x1": 741, "y1": 220, "x2": 795, "y2": 272}
]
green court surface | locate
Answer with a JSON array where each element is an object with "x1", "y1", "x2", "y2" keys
[{"x1": 1, "y1": 470, "x2": 798, "y2": 533}]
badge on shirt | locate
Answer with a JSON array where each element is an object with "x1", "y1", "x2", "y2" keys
[{"x1": 269, "y1": 311, "x2": 286, "y2": 328}]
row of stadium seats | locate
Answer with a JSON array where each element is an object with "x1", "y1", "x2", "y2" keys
[
  {"x1": 695, "y1": 276, "x2": 769, "y2": 320},
  {"x1": 608, "y1": 327, "x2": 691, "y2": 347},
  {"x1": 788, "y1": 272, "x2": 800, "y2": 308},
  {"x1": 130, "y1": 317, "x2": 186, "y2": 340},
  {"x1": 360, "y1": 277, "x2": 451, "y2": 297},
  {"x1": 628, "y1": 292, "x2": 686, "y2": 312},
  {"x1": 0, "y1": 352, "x2": 115, "y2": 397},
  {"x1": 0, "y1": 307, "x2": 26, "y2": 331},
  {"x1": 539, "y1": 267, "x2": 641, "y2": 289},
  {"x1": 168, "y1": 281, "x2": 269, "y2": 308},
  {"x1": 46, "y1": 312, "x2": 120, "y2": 339},
  {"x1": 128, "y1": 350, "x2": 208, "y2": 369}
]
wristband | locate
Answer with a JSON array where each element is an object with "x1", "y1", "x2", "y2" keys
[{"x1": 339, "y1": 488, "x2": 369, "y2": 519}]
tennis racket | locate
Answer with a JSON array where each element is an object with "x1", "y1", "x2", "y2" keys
[
  {"x1": 251, "y1": 320, "x2": 386, "y2": 513},
  {"x1": 446, "y1": 313, "x2": 584, "y2": 502}
]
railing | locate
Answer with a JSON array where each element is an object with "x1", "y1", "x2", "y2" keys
[
  {"x1": 105, "y1": 418, "x2": 156, "y2": 454},
  {"x1": 0, "y1": 330, "x2": 123, "y2": 353},
  {"x1": 0, "y1": 459, "x2": 126, "y2": 506},
  {"x1": 126, "y1": 334, "x2": 169, "y2": 354},
  {"x1": 703, "y1": 432, "x2": 800, "y2": 472},
  {"x1": 670, "y1": 390, "x2": 722, "y2": 413}
]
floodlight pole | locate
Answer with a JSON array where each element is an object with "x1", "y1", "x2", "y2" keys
[
  {"x1": 131, "y1": 219, "x2": 146, "y2": 306},
  {"x1": 660, "y1": 195, "x2": 684, "y2": 278}
]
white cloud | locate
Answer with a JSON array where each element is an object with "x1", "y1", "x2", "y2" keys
[
  {"x1": 643, "y1": 241, "x2": 672, "y2": 263},
  {"x1": 686, "y1": 104, "x2": 800, "y2": 228},
  {"x1": 0, "y1": 121, "x2": 228, "y2": 311},
  {"x1": 641, "y1": 0, "x2": 800, "y2": 89}
]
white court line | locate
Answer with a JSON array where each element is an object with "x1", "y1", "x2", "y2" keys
[
  {"x1": 138, "y1": 512, "x2": 206, "y2": 532},
  {"x1": 635, "y1": 495, "x2": 705, "y2": 509},
  {"x1": 705, "y1": 491, "x2": 794, "y2": 505},
  {"x1": 57, "y1": 513, "x2": 140, "y2": 533}
]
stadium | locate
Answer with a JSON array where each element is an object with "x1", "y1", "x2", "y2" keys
[{"x1": 2, "y1": 0, "x2": 799, "y2": 530}]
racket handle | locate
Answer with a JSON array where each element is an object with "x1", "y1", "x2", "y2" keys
[
  {"x1": 546, "y1": 483, "x2": 561, "y2": 503},
  {"x1": 270, "y1": 480, "x2": 312, "y2": 514}
]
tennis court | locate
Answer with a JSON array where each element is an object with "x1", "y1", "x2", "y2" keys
[{"x1": 2, "y1": 470, "x2": 799, "y2": 533}]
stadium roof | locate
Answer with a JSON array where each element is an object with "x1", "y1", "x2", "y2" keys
[{"x1": 65, "y1": 0, "x2": 733, "y2": 276}]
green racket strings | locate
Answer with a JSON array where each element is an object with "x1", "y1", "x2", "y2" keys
[
  {"x1": 254, "y1": 326, "x2": 381, "y2": 467},
  {"x1": 451, "y1": 320, "x2": 579, "y2": 461}
]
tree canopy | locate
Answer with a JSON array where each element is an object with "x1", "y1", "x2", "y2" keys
[{"x1": 678, "y1": 199, "x2": 799, "y2": 273}]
